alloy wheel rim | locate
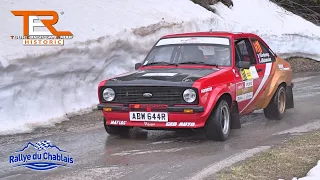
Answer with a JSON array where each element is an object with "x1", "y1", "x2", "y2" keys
[
  {"x1": 278, "y1": 88, "x2": 286, "y2": 114},
  {"x1": 221, "y1": 105, "x2": 230, "y2": 135}
]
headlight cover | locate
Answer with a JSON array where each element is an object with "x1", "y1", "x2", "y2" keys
[
  {"x1": 103, "y1": 88, "x2": 115, "y2": 101},
  {"x1": 183, "y1": 89, "x2": 197, "y2": 103}
]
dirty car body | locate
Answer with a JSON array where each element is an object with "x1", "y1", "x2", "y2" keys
[{"x1": 97, "y1": 32, "x2": 294, "y2": 141}]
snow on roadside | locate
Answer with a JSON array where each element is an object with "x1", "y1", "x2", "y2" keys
[
  {"x1": 0, "y1": 0, "x2": 214, "y2": 65},
  {"x1": 0, "y1": 20, "x2": 216, "y2": 135},
  {"x1": 212, "y1": 0, "x2": 320, "y2": 60},
  {"x1": 1, "y1": 0, "x2": 320, "y2": 135},
  {"x1": 0, "y1": 0, "x2": 217, "y2": 135}
]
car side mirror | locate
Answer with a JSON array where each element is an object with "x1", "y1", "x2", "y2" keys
[
  {"x1": 135, "y1": 63, "x2": 142, "y2": 70},
  {"x1": 237, "y1": 61, "x2": 251, "y2": 69}
]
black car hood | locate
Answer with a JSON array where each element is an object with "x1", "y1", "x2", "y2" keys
[{"x1": 105, "y1": 68, "x2": 220, "y2": 87}]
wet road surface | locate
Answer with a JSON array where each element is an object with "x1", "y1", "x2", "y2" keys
[{"x1": 0, "y1": 72, "x2": 320, "y2": 180}]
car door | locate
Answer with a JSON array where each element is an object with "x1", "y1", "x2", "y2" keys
[
  {"x1": 233, "y1": 38, "x2": 263, "y2": 114},
  {"x1": 246, "y1": 38, "x2": 276, "y2": 110}
]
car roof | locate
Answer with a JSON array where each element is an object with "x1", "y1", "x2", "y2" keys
[{"x1": 161, "y1": 31, "x2": 261, "y2": 39}]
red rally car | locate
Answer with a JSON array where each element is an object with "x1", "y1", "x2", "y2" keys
[{"x1": 97, "y1": 31, "x2": 294, "y2": 141}]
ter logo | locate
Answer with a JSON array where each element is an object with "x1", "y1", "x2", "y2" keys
[{"x1": 11, "y1": 10, "x2": 73, "y2": 37}]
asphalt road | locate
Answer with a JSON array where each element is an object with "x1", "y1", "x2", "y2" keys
[{"x1": 1, "y1": 72, "x2": 320, "y2": 180}]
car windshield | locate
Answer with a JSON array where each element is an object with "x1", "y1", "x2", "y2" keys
[{"x1": 142, "y1": 37, "x2": 231, "y2": 67}]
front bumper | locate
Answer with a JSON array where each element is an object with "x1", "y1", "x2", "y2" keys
[
  {"x1": 97, "y1": 104, "x2": 204, "y2": 113},
  {"x1": 97, "y1": 103, "x2": 208, "y2": 128}
]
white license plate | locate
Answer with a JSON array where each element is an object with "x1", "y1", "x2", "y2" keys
[{"x1": 129, "y1": 112, "x2": 168, "y2": 122}]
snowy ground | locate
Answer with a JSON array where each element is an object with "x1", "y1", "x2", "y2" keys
[{"x1": 0, "y1": 0, "x2": 320, "y2": 135}]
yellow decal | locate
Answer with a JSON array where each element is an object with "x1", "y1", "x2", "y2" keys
[{"x1": 240, "y1": 69, "x2": 253, "y2": 81}]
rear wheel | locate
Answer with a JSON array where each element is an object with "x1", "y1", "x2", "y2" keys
[
  {"x1": 204, "y1": 99, "x2": 231, "y2": 141},
  {"x1": 263, "y1": 85, "x2": 286, "y2": 120},
  {"x1": 103, "y1": 118, "x2": 130, "y2": 135}
]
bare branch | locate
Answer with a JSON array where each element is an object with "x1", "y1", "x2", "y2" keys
[{"x1": 270, "y1": 0, "x2": 320, "y2": 25}]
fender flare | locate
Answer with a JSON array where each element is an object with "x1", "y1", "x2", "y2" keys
[
  {"x1": 263, "y1": 73, "x2": 287, "y2": 109},
  {"x1": 205, "y1": 86, "x2": 232, "y2": 114},
  {"x1": 203, "y1": 85, "x2": 241, "y2": 129}
]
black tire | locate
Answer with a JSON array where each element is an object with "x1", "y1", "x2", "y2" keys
[
  {"x1": 263, "y1": 85, "x2": 286, "y2": 120},
  {"x1": 103, "y1": 118, "x2": 130, "y2": 135},
  {"x1": 204, "y1": 99, "x2": 231, "y2": 141},
  {"x1": 286, "y1": 85, "x2": 294, "y2": 109}
]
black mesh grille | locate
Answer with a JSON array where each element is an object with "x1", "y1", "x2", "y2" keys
[{"x1": 100, "y1": 86, "x2": 198, "y2": 105}]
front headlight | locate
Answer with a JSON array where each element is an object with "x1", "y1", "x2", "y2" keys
[
  {"x1": 183, "y1": 89, "x2": 196, "y2": 103},
  {"x1": 103, "y1": 88, "x2": 115, "y2": 101}
]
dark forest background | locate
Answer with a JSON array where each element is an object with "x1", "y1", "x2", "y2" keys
[{"x1": 192, "y1": 0, "x2": 320, "y2": 25}]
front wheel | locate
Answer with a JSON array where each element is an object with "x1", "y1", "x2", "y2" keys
[
  {"x1": 263, "y1": 85, "x2": 286, "y2": 120},
  {"x1": 204, "y1": 99, "x2": 231, "y2": 141}
]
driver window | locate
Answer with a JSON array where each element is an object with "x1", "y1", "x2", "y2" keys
[{"x1": 234, "y1": 38, "x2": 256, "y2": 65}]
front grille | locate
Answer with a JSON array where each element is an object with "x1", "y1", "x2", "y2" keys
[{"x1": 100, "y1": 86, "x2": 198, "y2": 105}]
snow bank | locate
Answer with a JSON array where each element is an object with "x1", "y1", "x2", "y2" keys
[
  {"x1": 0, "y1": 0, "x2": 214, "y2": 64},
  {"x1": 1, "y1": 0, "x2": 320, "y2": 134},
  {"x1": 212, "y1": 0, "x2": 320, "y2": 60}
]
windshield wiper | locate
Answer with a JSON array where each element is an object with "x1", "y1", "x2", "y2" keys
[
  {"x1": 178, "y1": 61, "x2": 218, "y2": 67},
  {"x1": 143, "y1": 61, "x2": 177, "y2": 67}
]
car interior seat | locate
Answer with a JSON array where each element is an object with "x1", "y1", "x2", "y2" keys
[{"x1": 243, "y1": 55, "x2": 251, "y2": 62}]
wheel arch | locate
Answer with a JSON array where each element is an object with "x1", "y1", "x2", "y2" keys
[
  {"x1": 262, "y1": 76, "x2": 288, "y2": 109},
  {"x1": 218, "y1": 93, "x2": 233, "y2": 108},
  {"x1": 266, "y1": 81, "x2": 287, "y2": 106},
  {"x1": 207, "y1": 92, "x2": 241, "y2": 129},
  {"x1": 279, "y1": 82, "x2": 287, "y2": 88},
  {"x1": 205, "y1": 91, "x2": 232, "y2": 118}
]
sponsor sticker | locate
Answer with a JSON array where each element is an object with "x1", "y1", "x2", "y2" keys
[
  {"x1": 253, "y1": 40, "x2": 263, "y2": 53},
  {"x1": 240, "y1": 69, "x2": 253, "y2": 81},
  {"x1": 252, "y1": 40, "x2": 272, "y2": 63},
  {"x1": 180, "y1": 37, "x2": 201, "y2": 44},
  {"x1": 201, "y1": 87, "x2": 213, "y2": 94},
  {"x1": 236, "y1": 79, "x2": 253, "y2": 102},
  {"x1": 166, "y1": 122, "x2": 177, "y2": 126},
  {"x1": 245, "y1": 79, "x2": 253, "y2": 87},
  {"x1": 240, "y1": 66, "x2": 260, "y2": 81},
  {"x1": 156, "y1": 37, "x2": 230, "y2": 46},
  {"x1": 258, "y1": 53, "x2": 272, "y2": 63},
  {"x1": 249, "y1": 66, "x2": 259, "y2": 79},
  {"x1": 178, "y1": 122, "x2": 195, "y2": 127},
  {"x1": 278, "y1": 64, "x2": 290, "y2": 71},
  {"x1": 110, "y1": 120, "x2": 126, "y2": 125},
  {"x1": 144, "y1": 122, "x2": 156, "y2": 126},
  {"x1": 278, "y1": 64, "x2": 284, "y2": 70},
  {"x1": 165, "y1": 122, "x2": 195, "y2": 127}
]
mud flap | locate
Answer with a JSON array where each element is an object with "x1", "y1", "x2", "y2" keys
[
  {"x1": 230, "y1": 102, "x2": 241, "y2": 129},
  {"x1": 286, "y1": 84, "x2": 294, "y2": 109}
]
